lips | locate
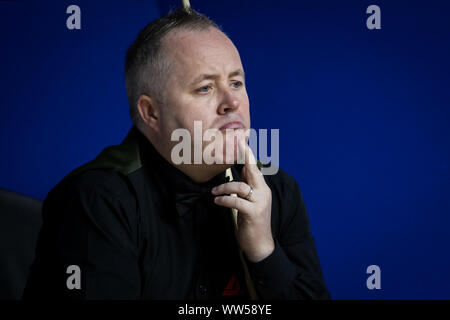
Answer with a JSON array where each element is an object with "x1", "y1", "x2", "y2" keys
[{"x1": 219, "y1": 121, "x2": 245, "y2": 131}]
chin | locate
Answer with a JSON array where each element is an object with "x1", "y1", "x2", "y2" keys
[
  {"x1": 202, "y1": 129, "x2": 247, "y2": 165},
  {"x1": 222, "y1": 139, "x2": 242, "y2": 165}
]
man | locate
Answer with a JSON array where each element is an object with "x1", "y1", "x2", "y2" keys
[{"x1": 23, "y1": 8, "x2": 330, "y2": 300}]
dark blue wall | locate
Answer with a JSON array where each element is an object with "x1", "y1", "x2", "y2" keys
[
  {"x1": 1, "y1": 0, "x2": 449, "y2": 299},
  {"x1": 1, "y1": 0, "x2": 160, "y2": 199}
]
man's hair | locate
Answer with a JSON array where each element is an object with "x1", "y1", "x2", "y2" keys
[{"x1": 124, "y1": 8, "x2": 221, "y2": 127}]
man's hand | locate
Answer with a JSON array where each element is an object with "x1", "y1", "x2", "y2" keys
[{"x1": 212, "y1": 139, "x2": 274, "y2": 263}]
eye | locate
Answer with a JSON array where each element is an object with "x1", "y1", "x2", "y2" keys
[
  {"x1": 231, "y1": 81, "x2": 243, "y2": 89},
  {"x1": 197, "y1": 84, "x2": 212, "y2": 94}
]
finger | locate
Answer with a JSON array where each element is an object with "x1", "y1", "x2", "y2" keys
[
  {"x1": 212, "y1": 181, "x2": 251, "y2": 199},
  {"x1": 214, "y1": 195, "x2": 252, "y2": 214},
  {"x1": 238, "y1": 139, "x2": 262, "y2": 186}
]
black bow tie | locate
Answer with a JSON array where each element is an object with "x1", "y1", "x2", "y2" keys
[{"x1": 174, "y1": 176, "x2": 230, "y2": 217}]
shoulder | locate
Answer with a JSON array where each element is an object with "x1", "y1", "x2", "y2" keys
[
  {"x1": 261, "y1": 165, "x2": 302, "y2": 201},
  {"x1": 42, "y1": 169, "x2": 141, "y2": 244},
  {"x1": 62, "y1": 169, "x2": 130, "y2": 194},
  {"x1": 45, "y1": 169, "x2": 137, "y2": 212},
  {"x1": 260, "y1": 166, "x2": 312, "y2": 240}
]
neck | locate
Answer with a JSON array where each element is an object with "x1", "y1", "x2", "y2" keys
[
  {"x1": 142, "y1": 129, "x2": 232, "y2": 183},
  {"x1": 174, "y1": 163, "x2": 232, "y2": 183}
]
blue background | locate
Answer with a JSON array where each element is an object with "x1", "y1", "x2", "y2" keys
[{"x1": 1, "y1": 0, "x2": 449, "y2": 299}]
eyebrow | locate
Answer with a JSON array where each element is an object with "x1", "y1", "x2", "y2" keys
[{"x1": 190, "y1": 69, "x2": 245, "y2": 85}]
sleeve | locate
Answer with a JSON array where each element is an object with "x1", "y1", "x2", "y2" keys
[
  {"x1": 245, "y1": 178, "x2": 331, "y2": 300},
  {"x1": 22, "y1": 173, "x2": 142, "y2": 300}
]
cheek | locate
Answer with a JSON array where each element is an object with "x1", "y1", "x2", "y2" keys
[
  {"x1": 161, "y1": 100, "x2": 194, "y2": 131},
  {"x1": 177, "y1": 98, "x2": 214, "y2": 126}
]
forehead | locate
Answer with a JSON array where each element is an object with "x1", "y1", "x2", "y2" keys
[{"x1": 162, "y1": 28, "x2": 243, "y2": 80}]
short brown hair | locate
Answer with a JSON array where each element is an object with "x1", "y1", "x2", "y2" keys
[{"x1": 124, "y1": 8, "x2": 221, "y2": 126}]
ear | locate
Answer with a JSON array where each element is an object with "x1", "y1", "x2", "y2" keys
[{"x1": 137, "y1": 94, "x2": 160, "y2": 132}]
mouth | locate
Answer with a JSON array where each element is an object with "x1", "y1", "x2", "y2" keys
[{"x1": 218, "y1": 121, "x2": 245, "y2": 131}]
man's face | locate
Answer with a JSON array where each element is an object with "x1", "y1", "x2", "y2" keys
[{"x1": 157, "y1": 27, "x2": 250, "y2": 165}]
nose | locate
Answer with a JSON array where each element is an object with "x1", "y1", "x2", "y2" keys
[{"x1": 217, "y1": 88, "x2": 240, "y2": 115}]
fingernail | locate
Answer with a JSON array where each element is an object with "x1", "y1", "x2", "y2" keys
[{"x1": 211, "y1": 187, "x2": 217, "y2": 194}]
